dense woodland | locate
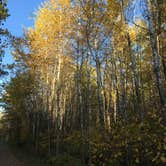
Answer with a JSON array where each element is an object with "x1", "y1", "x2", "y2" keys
[{"x1": 0, "y1": 0, "x2": 166, "y2": 165}]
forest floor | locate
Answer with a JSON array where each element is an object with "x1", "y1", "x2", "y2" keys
[{"x1": 0, "y1": 141, "x2": 47, "y2": 166}]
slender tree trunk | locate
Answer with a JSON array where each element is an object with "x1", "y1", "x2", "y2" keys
[
  {"x1": 96, "y1": 57, "x2": 105, "y2": 130},
  {"x1": 36, "y1": 111, "x2": 40, "y2": 152},
  {"x1": 47, "y1": 114, "x2": 51, "y2": 155},
  {"x1": 147, "y1": 0, "x2": 165, "y2": 109},
  {"x1": 127, "y1": 34, "x2": 143, "y2": 120},
  {"x1": 119, "y1": 55, "x2": 127, "y2": 122},
  {"x1": 121, "y1": 0, "x2": 143, "y2": 120},
  {"x1": 87, "y1": 65, "x2": 92, "y2": 166},
  {"x1": 155, "y1": 0, "x2": 166, "y2": 80},
  {"x1": 114, "y1": 59, "x2": 121, "y2": 118},
  {"x1": 110, "y1": 58, "x2": 117, "y2": 123},
  {"x1": 56, "y1": 55, "x2": 61, "y2": 156},
  {"x1": 76, "y1": 37, "x2": 85, "y2": 162},
  {"x1": 78, "y1": 72, "x2": 84, "y2": 162},
  {"x1": 86, "y1": 28, "x2": 105, "y2": 130},
  {"x1": 32, "y1": 112, "x2": 36, "y2": 145},
  {"x1": 47, "y1": 93, "x2": 51, "y2": 155}
]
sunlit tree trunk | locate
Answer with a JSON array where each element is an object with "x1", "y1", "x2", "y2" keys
[
  {"x1": 87, "y1": 60, "x2": 92, "y2": 166},
  {"x1": 76, "y1": 37, "x2": 84, "y2": 162},
  {"x1": 146, "y1": 0, "x2": 165, "y2": 110},
  {"x1": 119, "y1": 53, "x2": 127, "y2": 122},
  {"x1": 56, "y1": 55, "x2": 61, "y2": 156},
  {"x1": 95, "y1": 56, "x2": 105, "y2": 129},
  {"x1": 154, "y1": 0, "x2": 166, "y2": 80},
  {"x1": 121, "y1": 0, "x2": 143, "y2": 120},
  {"x1": 127, "y1": 33, "x2": 143, "y2": 120}
]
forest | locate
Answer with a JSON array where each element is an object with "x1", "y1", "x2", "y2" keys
[{"x1": 0, "y1": 0, "x2": 166, "y2": 166}]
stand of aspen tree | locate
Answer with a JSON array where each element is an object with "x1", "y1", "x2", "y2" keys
[{"x1": 1, "y1": 0, "x2": 165, "y2": 165}]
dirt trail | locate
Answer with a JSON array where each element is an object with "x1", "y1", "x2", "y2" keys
[
  {"x1": 0, "y1": 141, "x2": 46, "y2": 166},
  {"x1": 0, "y1": 142, "x2": 25, "y2": 166}
]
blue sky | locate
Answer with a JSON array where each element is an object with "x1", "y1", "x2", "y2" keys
[{"x1": 3, "y1": 0, "x2": 45, "y2": 64}]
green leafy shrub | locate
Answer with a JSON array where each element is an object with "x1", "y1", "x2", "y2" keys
[{"x1": 47, "y1": 153, "x2": 85, "y2": 166}]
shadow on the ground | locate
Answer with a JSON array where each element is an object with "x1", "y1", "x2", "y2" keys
[{"x1": 0, "y1": 141, "x2": 48, "y2": 166}]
